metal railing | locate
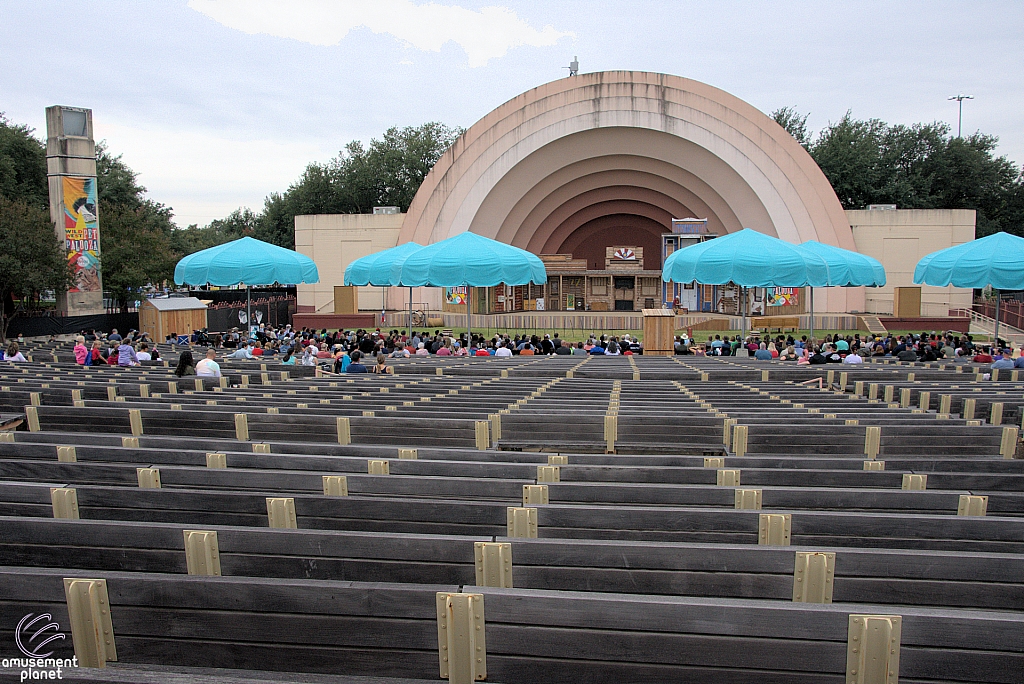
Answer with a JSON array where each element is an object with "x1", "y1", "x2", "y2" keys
[{"x1": 950, "y1": 308, "x2": 1024, "y2": 345}]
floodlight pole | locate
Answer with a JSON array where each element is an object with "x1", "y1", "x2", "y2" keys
[{"x1": 948, "y1": 94, "x2": 974, "y2": 138}]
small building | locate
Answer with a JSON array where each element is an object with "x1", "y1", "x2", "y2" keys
[{"x1": 139, "y1": 297, "x2": 208, "y2": 341}]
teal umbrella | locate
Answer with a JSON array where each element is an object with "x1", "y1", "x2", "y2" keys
[
  {"x1": 915, "y1": 232, "x2": 1024, "y2": 343},
  {"x1": 175, "y1": 237, "x2": 319, "y2": 287},
  {"x1": 796, "y1": 241, "x2": 886, "y2": 339},
  {"x1": 796, "y1": 241, "x2": 886, "y2": 288},
  {"x1": 662, "y1": 229, "x2": 829, "y2": 339},
  {"x1": 344, "y1": 242, "x2": 424, "y2": 286},
  {"x1": 344, "y1": 242, "x2": 424, "y2": 329},
  {"x1": 174, "y1": 237, "x2": 319, "y2": 334},
  {"x1": 393, "y1": 232, "x2": 547, "y2": 345}
]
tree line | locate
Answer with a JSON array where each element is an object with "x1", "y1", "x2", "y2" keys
[
  {"x1": 772, "y1": 107, "x2": 1024, "y2": 236},
  {"x1": 0, "y1": 107, "x2": 1021, "y2": 335},
  {"x1": 0, "y1": 116, "x2": 461, "y2": 327}
]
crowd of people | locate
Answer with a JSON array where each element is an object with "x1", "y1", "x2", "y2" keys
[
  {"x1": 675, "y1": 331, "x2": 1022, "y2": 366},
  {"x1": 179, "y1": 326, "x2": 648, "y2": 371},
  {"x1": 3, "y1": 325, "x2": 1019, "y2": 372}
]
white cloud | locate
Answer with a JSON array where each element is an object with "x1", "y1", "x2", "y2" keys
[
  {"x1": 93, "y1": 120, "x2": 333, "y2": 227},
  {"x1": 187, "y1": 0, "x2": 572, "y2": 67}
]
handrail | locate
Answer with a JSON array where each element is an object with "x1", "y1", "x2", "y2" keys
[
  {"x1": 951, "y1": 308, "x2": 1024, "y2": 344},
  {"x1": 951, "y1": 308, "x2": 1024, "y2": 335}
]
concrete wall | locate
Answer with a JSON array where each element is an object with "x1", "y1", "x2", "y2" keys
[
  {"x1": 294, "y1": 213, "x2": 403, "y2": 313},
  {"x1": 848, "y1": 208, "x2": 975, "y2": 316}
]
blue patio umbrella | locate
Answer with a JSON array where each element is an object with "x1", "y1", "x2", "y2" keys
[
  {"x1": 344, "y1": 242, "x2": 425, "y2": 328},
  {"x1": 662, "y1": 229, "x2": 830, "y2": 339},
  {"x1": 344, "y1": 242, "x2": 424, "y2": 286},
  {"x1": 914, "y1": 232, "x2": 1024, "y2": 343},
  {"x1": 174, "y1": 236, "x2": 319, "y2": 334},
  {"x1": 392, "y1": 232, "x2": 547, "y2": 344},
  {"x1": 796, "y1": 241, "x2": 886, "y2": 339}
]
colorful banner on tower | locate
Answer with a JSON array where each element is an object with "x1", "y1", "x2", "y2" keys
[
  {"x1": 767, "y1": 287, "x2": 798, "y2": 307},
  {"x1": 62, "y1": 176, "x2": 101, "y2": 293}
]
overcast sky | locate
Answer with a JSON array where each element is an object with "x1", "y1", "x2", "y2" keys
[{"x1": 2, "y1": 1, "x2": 1022, "y2": 227}]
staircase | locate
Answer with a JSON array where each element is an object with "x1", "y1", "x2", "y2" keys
[
  {"x1": 950, "y1": 308, "x2": 1024, "y2": 346},
  {"x1": 858, "y1": 315, "x2": 888, "y2": 335}
]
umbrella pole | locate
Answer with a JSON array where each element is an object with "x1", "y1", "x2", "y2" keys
[
  {"x1": 246, "y1": 286, "x2": 251, "y2": 340},
  {"x1": 741, "y1": 286, "x2": 746, "y2": 342},
  {"x1": 466, "y1": 287, "x2": 472, "y2": 351},
  {"x1": 809, "y1": 287, "x2": 814, "y2": 343},
  {"x1": 409, "y1": 287, "x2": 414, "y2": 334},
  {"x1": 994, "y1": 292, "x2": 1001, "y2": 348}
]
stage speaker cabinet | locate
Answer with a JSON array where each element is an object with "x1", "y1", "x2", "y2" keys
[
  {"x1": 334, "y1": 285, "x2": 358, "y2": 315},
  {"x1": 892, "y1": 287, "x2": 921, "y2": 318}
]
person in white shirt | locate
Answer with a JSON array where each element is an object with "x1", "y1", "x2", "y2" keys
[
  {"x1": 195, "y1": 349, "x2": 222, "y2": 377},
  {"x1": 135, "y1": 343, "x2": 152, "y2": 362},
  {"x1": 225, "y1": 343, "x2": 254, "y2": 360},
  {"x1": 493, "y1": 343, "x2": 513, "y2": 358},
  {"x1": 842, "y1": 350, "x2": 864, "y2": 364}
]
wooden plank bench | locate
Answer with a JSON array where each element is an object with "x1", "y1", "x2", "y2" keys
[{"x1": 3, "y1": 516, "x2": 1022, "y2": 610}]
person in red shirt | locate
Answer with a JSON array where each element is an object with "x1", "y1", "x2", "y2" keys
[{"x1": 973, "y1": 346, "x2": 994, "y2": 364}]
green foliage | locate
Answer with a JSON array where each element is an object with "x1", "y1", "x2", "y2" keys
[
  {"x1": 169, "y1": 208, "x2": 258, "y2": 257},
  {"x1": 0, "y1": 114, "x2": 48, "y2": 209},
  {"x1": 93, "y1": 143, "x2": 178, "y2": 304},
  {"x1": 772, "y1": 108, "x2": 1024, "y2": 237},
  {"x1": 0, "y1": 196, "x2": 75, "y2": 340},
  {"x1": 771, "y1": 106, "x2": 811, "y2": 147},
  {"x1": 99, "y1": 204, "x2": 176, "y2": 311},
  {"x1": 255, "y1": 122, "x2": 463, "y2": 248}
]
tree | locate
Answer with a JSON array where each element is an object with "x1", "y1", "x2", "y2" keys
[
  {"x1": 808, "y1": 112, "x2": 889, "y2": 209},
  {"x1": 0, "y1": 114, "x2": 48, "y2": 209},
  {"x1": 771, "y1": 107, "x2": 811, "y2": 147},
  {"x1": 254, "y1": 122, "x2": 463, "y2": 248},
  {"x1": 0, "y1": 197, "x2": 75, "y2": 341},
  {"x1": 99, "y1": 204, "x2": 176, "y2": 312},
  {"x1": 169, "y1": 208, "x2": 258, "y2": 258},
  {"x1": 94, "y1": 143, "x2": 178, "y2": 301},
  {"x1": 775, "y1": 108, "x2": 1024, "y2": 236}
]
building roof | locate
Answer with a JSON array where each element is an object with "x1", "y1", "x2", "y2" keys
[{"x1": 143, "y1": 297, "x2": 208, "y2": 311}]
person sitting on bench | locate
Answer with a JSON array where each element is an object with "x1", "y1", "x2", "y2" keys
[
  {"x1": 991, "y1": 348, "x2": 1015, "y2": 370},
  {"x1": 843, "y1": 349, "x2": 864, "y2": 364},
  {"x1": 808, "y1": 346, "x2": 827, "y2": 365},
  {"x1": 196, "y1": 349, "x2": 221, "y2": 378},
  {"x1": 225, "y1": 343, "x2": 255, "y2": 360},
  {"x1": 346, "y1": 350, "x2": 368, "y2": 373}
]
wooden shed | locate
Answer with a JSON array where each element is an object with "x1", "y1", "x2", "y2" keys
[
  {"x1": 642, "y1": 308, "x2": 676, "y2": 356},
  {"x1": 139, "y1": 297, "x2": 208, "y2": 341}
]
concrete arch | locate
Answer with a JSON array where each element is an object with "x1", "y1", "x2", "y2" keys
[{"x1": 399, "y1": 71, "x2": 860, "y2": 311}]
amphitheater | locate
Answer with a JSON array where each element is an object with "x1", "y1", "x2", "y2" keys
[{"x1": 0, "y1": 339, "x2": 1022, "y2": 683}]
